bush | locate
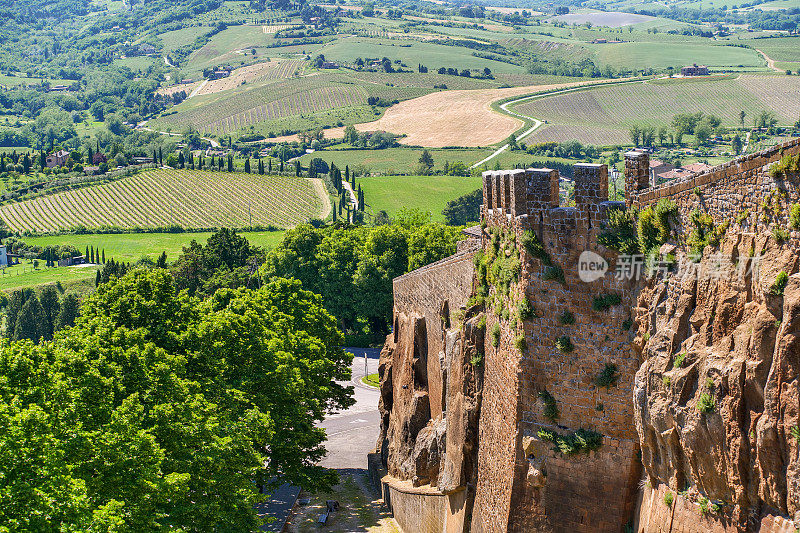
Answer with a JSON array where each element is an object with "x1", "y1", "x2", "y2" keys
[
  {"x1": 520, "y1": 230, "x2": 551, "y2": 265},
  {"x1": 491, "y1": 322, "x2": 501, "y2": 347},
  {"x1": 555, "y1": 335, "x2": 573, "y2": 353},
  {"x1": 770, "y1": 271, "x2": 789, "y2": 295},
  {"x1": 592, "y1": 293, "x2": 621, "y2": 311},
  {"x1": 697, "y1": 393, "x2": 715, "y2": 413},
  {"x1": 791, "y1": 204, "x2": 800, "y2": 230},
  {"x1": 773, "y1": 226, "x2": 789, "y2": 244},
  {"x1": 538, "y1": 390, "x2": 559, "y2": 422},
  {"x1": 664, "y1": 491, "x2": 674, "y2": 508},
  {"x1": 595, "y1": 363, "x2": 620, "y2": 389},
  {"x1": 673, "y1": 352, "x2": 687, "y2": 369},
  {"x1": 442, "y1": 189, "x2": 482, "y2": 225},
  {"x1": 598, "y1": 207, "x2": 639, "y2": 255},
  {"x1": 515, "y1": 334, "x2": 527, "y2": 351},
  {"x1": 559, "y1": 310, "x2": 575, "y2": 325},
  {"x1": 769, "y1": 153, "x2": 800, "y2": 179},
  {"x1": 470, "y1": 351, "x2": 484, "y2": 367},
  {"x1": 537, "y1": 428, "x2": 603, "y2": 456},
  {"x1": 543, "y1": 265, "x2": 565, "y2": 284},
  {"x1": 517, "y1": 299, "x2": 535, "y2": 320}
]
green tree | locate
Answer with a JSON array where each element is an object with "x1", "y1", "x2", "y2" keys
[
  {"x1": 732, "y1": 134, "x2": 743, "y2": 155},
  {"x1": 244, "y1": 158, "x2": 251, "y2": 173},
  {"x1": 13, "y1": 294, "x2": 45, "y2": 342},
  {"x1": 629, "y1": 125, "x2": 642, "y2": 147},
  {"x1": 54, "y1": 293, "x2": 79, "y2": 331},
  {"x1": 418, "y1": 149, "x2": 434, "y2": 174},
  {"x1": 40, "y1": 286, "x2": 60, "y2": 341}
]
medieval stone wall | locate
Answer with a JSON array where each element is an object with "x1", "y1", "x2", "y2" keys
[
  {"x1": 626, "y1": 138, "x2": 800, "y2": 227},
  {"x1": 472, "y1": 165, "x2": 642, "y2": 532},
  {"x1": 376, "y1": 138, "x2": 800, "y2": 533}
]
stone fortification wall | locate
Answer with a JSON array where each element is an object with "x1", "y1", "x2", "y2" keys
[
  {"x1": 625, "y1": 138, "x2": 800, "y2": 227},
  {"x1": 472, "y1": 164, "x2": 642, "y2": 532}
]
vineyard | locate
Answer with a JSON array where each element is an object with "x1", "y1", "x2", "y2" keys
[
  {"x1": 0, "y1": 169, "x2": 330, "y2": 233},
  {"x1": 157, "y1": 73, "x2": 433, "y2": 134},
  {"x1": 516, "y1": 75, "x2": 800, "y2": 145}
]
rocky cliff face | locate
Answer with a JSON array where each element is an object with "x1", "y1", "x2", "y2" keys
[
  {"x1": 377, "y1": 306, "x2": 484, "y2": 493},
  {"x1": 634, "y1": 232, "x2": 800, "y2": 527}
]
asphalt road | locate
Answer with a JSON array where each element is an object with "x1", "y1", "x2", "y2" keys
[{"x1": 318, "y1": 347, "x2": 381, "y2": 469}]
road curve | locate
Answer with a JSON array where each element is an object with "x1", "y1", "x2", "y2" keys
[{"x1": 470, "y1": 79, "x2": 642, "y2": 169}]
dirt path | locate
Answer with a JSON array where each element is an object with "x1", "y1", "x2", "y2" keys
[
  {"x1": 309, "y1": 178, "x2": 333, "y2": 220},
  {"x1": 755, "y1": 48, "x2": 782, "y2": 72}
]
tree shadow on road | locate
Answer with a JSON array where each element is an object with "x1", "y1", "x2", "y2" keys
[{"x1": 283, "y1": 468, "x2": 398, "y2": 533}]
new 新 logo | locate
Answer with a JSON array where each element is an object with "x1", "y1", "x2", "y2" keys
[{"x1": 578, "y1": 251, "x2": 608, "y2": 283}]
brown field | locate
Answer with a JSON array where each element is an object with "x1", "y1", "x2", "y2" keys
[
  {"x1": 193, "y1": 60, "x2": 301, "y2": 96},
  {"x1": 157, "y1": 82, "x2": 200, "y2": 97},
  {"x1": 353, "y1": 80, "x2": 616, "y2": 147}
]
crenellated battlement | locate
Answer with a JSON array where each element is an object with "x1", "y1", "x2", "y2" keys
[{"x1": 481, "y1": 162, "x2": 617, "y2": 239}]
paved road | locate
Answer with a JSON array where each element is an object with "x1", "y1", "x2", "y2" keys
[{"x1": 318, "y1": 347, "x2": 381, "y2": 469}]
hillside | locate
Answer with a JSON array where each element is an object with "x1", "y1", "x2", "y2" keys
[
  {"x1": 514, "y1": 74, "x2": 800, "y2": 144},
  {"x1": 0, "y1": 169, "x2": 330, "y2": 233}
]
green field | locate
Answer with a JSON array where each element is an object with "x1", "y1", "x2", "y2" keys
[
  {"x1": 514, "y1": 75, "x2": 800, "y2": 145},
  {"x1": 589, "y1": 42, "x2": 765, "y2": 71},
  {"x1": 158, "y1": 26, "x2": 213, "y2": 53},
  {"x1": 748, "y1": 36, "x2": 800, "y2": 62},
  {"x1": 183, "y1": 25, "x2": 273, "y2": 76},
  {"x1": 0, "y1": 169, "x2": 329, "y2": 233},
  {"x1": 360, "y1": 174, "x2": 482, "y2": 221},
  {"x1": 300, "y1": 147, "x2": 492, "y2": 175},
  {"x1": 318, "y1": 36, "x2": 528, "y2": 74},
  {"x1": 0, "y1": 263, "x2": 99, "y2": 292},
  {"x1": 24, "y1": 231, "x2": 286, "y2": 263}
]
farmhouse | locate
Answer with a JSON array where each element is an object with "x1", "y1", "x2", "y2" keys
[
  {"x1": 209, "y1": 67, "x2": 232, "y2": 80},
  {"x1": 656, "y1": 161, "x2": 713, "y2": 182},
  {"x1": 58, "y1": 255, "x2": 86, "y2": 267},
  {"x1": 681, "y1": 63, "x2": 709, "y2": 76},
  {"x1": 46, "y1": 150, "x2": 69, "y2": 168}
]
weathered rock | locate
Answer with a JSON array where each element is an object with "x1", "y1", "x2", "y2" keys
[{"x1": 634, "y1": 235, "x2": 800, "y2": 526}]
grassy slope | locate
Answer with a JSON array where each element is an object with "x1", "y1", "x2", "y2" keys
[
  {"x1": 359, "y1": 175, "x2": 482, "y2": 221},
  {"x1": 0, "y1": 264, "x2": 99, "y2": 292}
]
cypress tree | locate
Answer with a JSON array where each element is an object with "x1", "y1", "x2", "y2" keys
[
  {"x1": 210, "y1": 155, "x2": 215, "y2": 169},
  {"x1": 332, "y1": 201, "x2": 337, "y2": 222},
  {"x1": 95, "y1": 270, "x2": 101, "y2": 287},
  {"x1": 219, "y1": 157, "x2": 224, "y2": 171},
  {"x1": 155, "y1": 251, "x2": 168, "y2": 269},
  {"x1": 14, "y1": 295, "x2": 45, "y2": 342},
  {"x1": 227, "y1": 155, "x2": 233, "y2": 172},
  {"x1": 345, "y1": 165, "x2": 349, "y2": 183},
  {"x1": 244, "y1": 158, "x2": 251, "y2": 173},
  {"x1": 153, "y1": 149, "x2": 158, "y2": 165},
  {"x1": 54, "y1": 294, "x2": 79, "y2": 332},
  {"x1": 102, "y1": 249, "x2": 105, "y2": 263},
  {"x1": 338, "y1": 198, "x2": 342, "y2": 215},
  {"x1": 296, "y1": 161, "x2": 301, "y2": 176},
  {"x1": 159, "y1": 147, "x2": 163, "y2": 166},
  {"x1": 268, "y1": 159, "x2": 272, "y2": 173},
  {"x1": 280, "y1": 160, "x2": 284, "y2": 172},
  {"x1": 39, "y1": 285, "x2": 60, "y2": 341},
  {"x1": 85, "y1": 246, "x2": 89, "y2": 260},
  {"x1": 178, "y1": 151, "x2": 185, "y2": 168},
  {"x1": 258, "y1": 159, "x2": 264, "y2": 174}
]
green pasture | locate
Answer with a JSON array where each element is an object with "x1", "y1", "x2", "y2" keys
[
  {"x1": 359, "y1": 174, "x2": 482, "y2": 221},
  {"x1": 158, "y1": 26, "x2": 213, "y2": 53},
  {"x1": 319, "y1": 37, "x2": 528, "y2": 74},
  {"x1": 300, "y1": 147, "x2": 492, "y2": 175},
  {"x1": 0, "y1": 263, "x2": 99, "y2": 292},
  {"x1": 23, "y1": 231, "x2": 286, "y2": 264},
  {"x1": 590, "y1": 42, "x2": 765, "y2": 71}
]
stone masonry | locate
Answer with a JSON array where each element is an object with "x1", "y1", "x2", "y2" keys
[{"x1": 375, "y1": 137, "x2": 800, "y2": 533}]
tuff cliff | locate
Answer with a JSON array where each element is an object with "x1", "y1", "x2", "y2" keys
[{"x1": 371, "y1": 138, "x2": 800, "y2": 533}]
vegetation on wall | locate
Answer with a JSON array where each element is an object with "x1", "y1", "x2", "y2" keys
[{"x1": 537, "y1": 428, "x2": 603, "y2": 456}]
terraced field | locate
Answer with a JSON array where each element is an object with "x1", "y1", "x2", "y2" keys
[
  {"x1": 157, "y1": 73, "x2": 433, "y2": 134},
  {"x1": 0, "y1": 169, "x2": 330, "y2": 233},
  {"x1": 515, "y1": 75, "x2": 800, "y2": 145}
]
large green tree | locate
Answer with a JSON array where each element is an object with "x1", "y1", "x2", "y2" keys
[{"x1": 0, "y1": 269, "x2": 353, "y2": 530}]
